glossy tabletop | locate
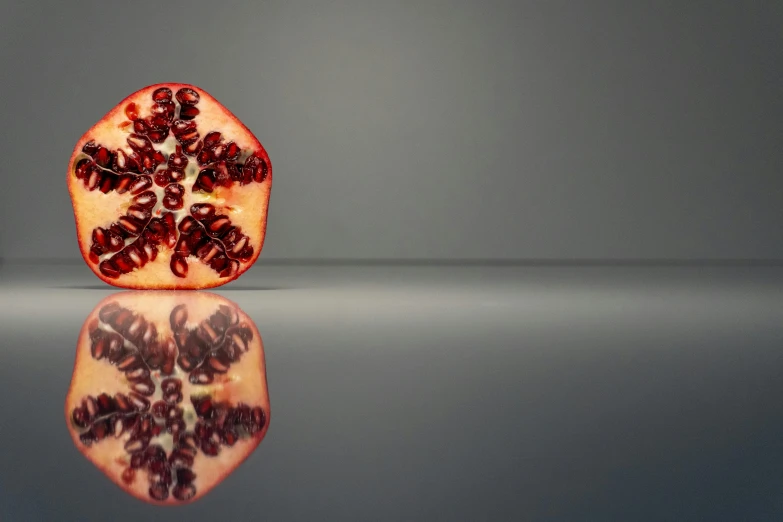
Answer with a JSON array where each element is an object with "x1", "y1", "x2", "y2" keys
[{"x1": 1, "y1": 263, "x2": 782, "y2": 521}]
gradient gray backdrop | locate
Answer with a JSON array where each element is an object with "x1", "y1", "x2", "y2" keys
[{"x1": 0, "y1": 0, "x2": 781, "y2": 262}]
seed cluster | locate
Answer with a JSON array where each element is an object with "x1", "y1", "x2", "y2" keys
[{"x1": 73, "y1": 86, "x2": 269, "y2": 280}]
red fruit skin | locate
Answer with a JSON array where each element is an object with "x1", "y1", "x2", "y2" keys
[
  {"x1": 64, "y1": 291, "x2": 271, "y2": 505},
  {"x1": 67, "y1": 83, "x2": 272, "y2": 290}
]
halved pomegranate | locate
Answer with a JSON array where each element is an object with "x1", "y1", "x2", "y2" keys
[
  {"x1": 64, "y1": 291, "x2": 270, "y2": 505},
  {"x1": 67, "y1": 84, "x2": 272, "y2": 289}
]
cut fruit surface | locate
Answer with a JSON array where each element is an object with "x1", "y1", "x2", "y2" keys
[
  {"x1": 67, "y1": 84, "x2": 272, "y2": 289},
  {"x1": 65, "y1": 291, "x2": 270, "y2": 505}
]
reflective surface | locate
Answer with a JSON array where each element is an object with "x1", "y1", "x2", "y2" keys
[{"x1": 1, "y1": 263, "x2": 783, "y2": 521}]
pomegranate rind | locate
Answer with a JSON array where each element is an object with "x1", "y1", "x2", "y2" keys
[
  {"x1": 64, "y1": 291, "x2": 271, "y2": 505},
  {"x1": 67, "y1": 83, "x2": 272, "y2": 289}
]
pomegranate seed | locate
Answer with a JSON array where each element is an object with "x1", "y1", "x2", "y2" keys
[
  {"x1": 197, "y1": 147, "x2": 212, "y2": 166},
  {"x1": 206, "y1": 215, "x2": 231, "y2": 235},
  {"x1": 127, "y1": 134, "x2": 152, "y2": 152},
  {"x1": 71, "y1": 407, "x2": 90, "y2": 428},
  {"x1": 92, "y1": 227, "x2": 108, "y2": 248},
  {"x1": 96, "y1": 393, "x2": 115, "y2": 415},
  {"x1": 111, "y1": 174, "x2": 130, "y2": 195},
  {"x1": 90, "y1": 334, "x2": 107, "y2": 360},
  {"x1": 92, "y1": 419, "x2": 110, "y2": 440},
  {"x1": 152, "y1": 87, "x2": 172, "y2": 102},
  {"x1": 169, "y1": 449, "x2": 194, "y2": 468},
  {"x1": 177, "y1": 130, "x2": 200, "y2": 145},
  {"x1": 148, "y1": 128, "x2": 169, "y2": 143},
  {"x1": 126, "y1": 205, "x2": 149, "y2": 222},
  {"x1": 150, "y1": 102, "x2": 168, "y2": 116},
  {"x1": 99, "y1": 173, "x2": 116, "y2": 193},
  {"x1": 107, "y1": 230, "x2": 124, "y2": 252},
  {"x1": 162, "y1": 212, "x2": 178, "y2": 248},
  {"x1": 131, "y1": 378, "x2": 155, "y2": 396},
  {"x1": 86, "y1": 168, "x2": 102, "y2": 191},
  {"x1": 172, "y1": 476, "x2": 196, "y2": 500},
  {"x1": 116, "y1": 352, "x2": 141, "y2": 371},
  {"x1": 117, "y1": 216, "x2": 142, "y2": 235},
  {"x1": 190, "y1": 203, "x2": 215, "y2": 220},
  {"x1": 128, "y1": 393, "x2": 150, "y2": 412},
  {"x1": 121, "y1": 467, "x2": 135, "y2": 485},
  {"x1": 165, "y1": 183, "x2": 184, "y2": 197},
  {"x1": 175, "y1": 88, "x2": 200, "y2": 105},
  {"x1": 99, "y1": 259, "x2": 120, "y2": 278},
  {"x1": 179, "y1": 105, "x2": 199, "y2": 120},
  {"x1": 149, "y1": 483, "x2": 169, "y2": 501},
  {"x1": 114, "y1": 393, "x2": 132, "y2": 412},
  {"x1": 220, "y1": 259, "x2": 240, "y2": 278},
  {"x1": 200, "y1": 438, "x2": 220, "y2": 456},
  {"x1": 189, "y1": 367, "x2": 214, "y2": 385},
  {"x1": 197, "y1": 241, "x2": 222, "y2": 263},
  {"x1": 197, "y1": 320, "x2": 221, "y2": 345},
  {"x1": 154, "y1": 170, "x2": 171, "y2": 187},
  {"x1": 143, "y1": 242, "x2": 158, "y2": 262},
  {"x1": 149, "y1": 114, "x2": 169, "y2": 130},
  {"x1": 170, "y1": 254, "x2": 188, "y2": 278},
  {"x1": 160, "y1": 376, "x2": 182, "y2": 395},
  {"x1": 255, "y1": 158, "x2": 269, "y2": 183},
  {"x1": 132, "y1": 191, "x2": 157, "y2": 209},
  {"x1": 74, "y1": 158, "x2": 92, "y2": 179},
  {"x1": 126, "y1": 152, "x2": 142, "y2": 173},
  {"x1": 230, "y1": 235, "x2": 249, "y2": 255},
  {"x1": 225, "y1": 141, "x2": 240, "y2": 160},
  {"x1": 133, "y1": 119, "x2": 149, "y2": 135},
  {"x1": 152, "y1": 150, "x2": 166, "y2": 165},
  {"x1": 125, "y1": 244, "x2": 146, "y2": 267},
  {"x1": 177, "y1": 215, "x2": 199, "y2": 235},
  {"x1": 207, "y1": 352, "x2": 230, "y2": 373},
  {"x1": 166, "y1": 418, "x2": 186, "y2": 435},
  {"x1": 125, "y1": 103, "x2": 139, "y2": 120},
  {"x1": 227, "y1": 162, "x2": 242, "y2": 181},
  {"x1": 162, "y1": 195, "x2": 184, "y2": 210},
  {"x1": 213, "y1": 163, "x2": 232, "y2": 187},
  {"x1": 113, "y1": 149, "x2": 129, "y2": 172},
  {"x1": 172, "y1": 119, "x2": 196, "y2": 134},
  {"x1": 177, "y1": 353, "x2": 196, "y2": 372},
  {"x1": 183, "y1": 140, "x2": 202, "y2": 156},
  {"x1": 194, "y1": 169, "x2": 215, "y2": 193},
  {"x1": 94, "y1": 146, "x2": 112, "y2": 167},
  {"x1": 203, "y1": 131, "x2": 221, "y2": 148},
  {"x1": 82, "y1": 140, "x2": 99, "y2": 155},
  {"x1": 129, "y1": 175, "x2": 152, "y2": 195},
  {"x1": 151, "y1": 401, "x2": 169, "y2": 419},
  {"x1": 175, "y1": 237, "x2": 191, "y2": 257},
  {"x1": 168, "y1": 146, "x2": 188, "y2": 169}
]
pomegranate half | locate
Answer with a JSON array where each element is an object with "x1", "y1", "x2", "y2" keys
[
  {"x1": 67, "y1": 84, "x2": 272, "y2": 289},
  {"x1": 65, "y1": 291, "x2": 270, "y2": 505}
]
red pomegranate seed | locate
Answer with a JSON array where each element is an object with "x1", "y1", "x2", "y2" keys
[
  {"x1": 170, "y1": 255, "x2": 188, "y2": 278},
  {"x1": 152, "y1": 87, "x2": 172, "y2": 102},
  {"x1": 125, "y1": 103, "x2": 139, "y2": 120},
  {"x1": 175, "y1": 88, "x2": 200, "y2": 105},
  {"x1": 179, "y1": 106, "x2": 200, "y2": 120}
]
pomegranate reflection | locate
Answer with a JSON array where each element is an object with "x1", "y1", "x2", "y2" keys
[{"x1": 64, "y1": 291, "x2": 270, "y2": 505}]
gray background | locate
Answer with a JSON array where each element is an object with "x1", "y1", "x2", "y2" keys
[{"x1": 1, "y1": 0, "x2": 781, "y2": 262}]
